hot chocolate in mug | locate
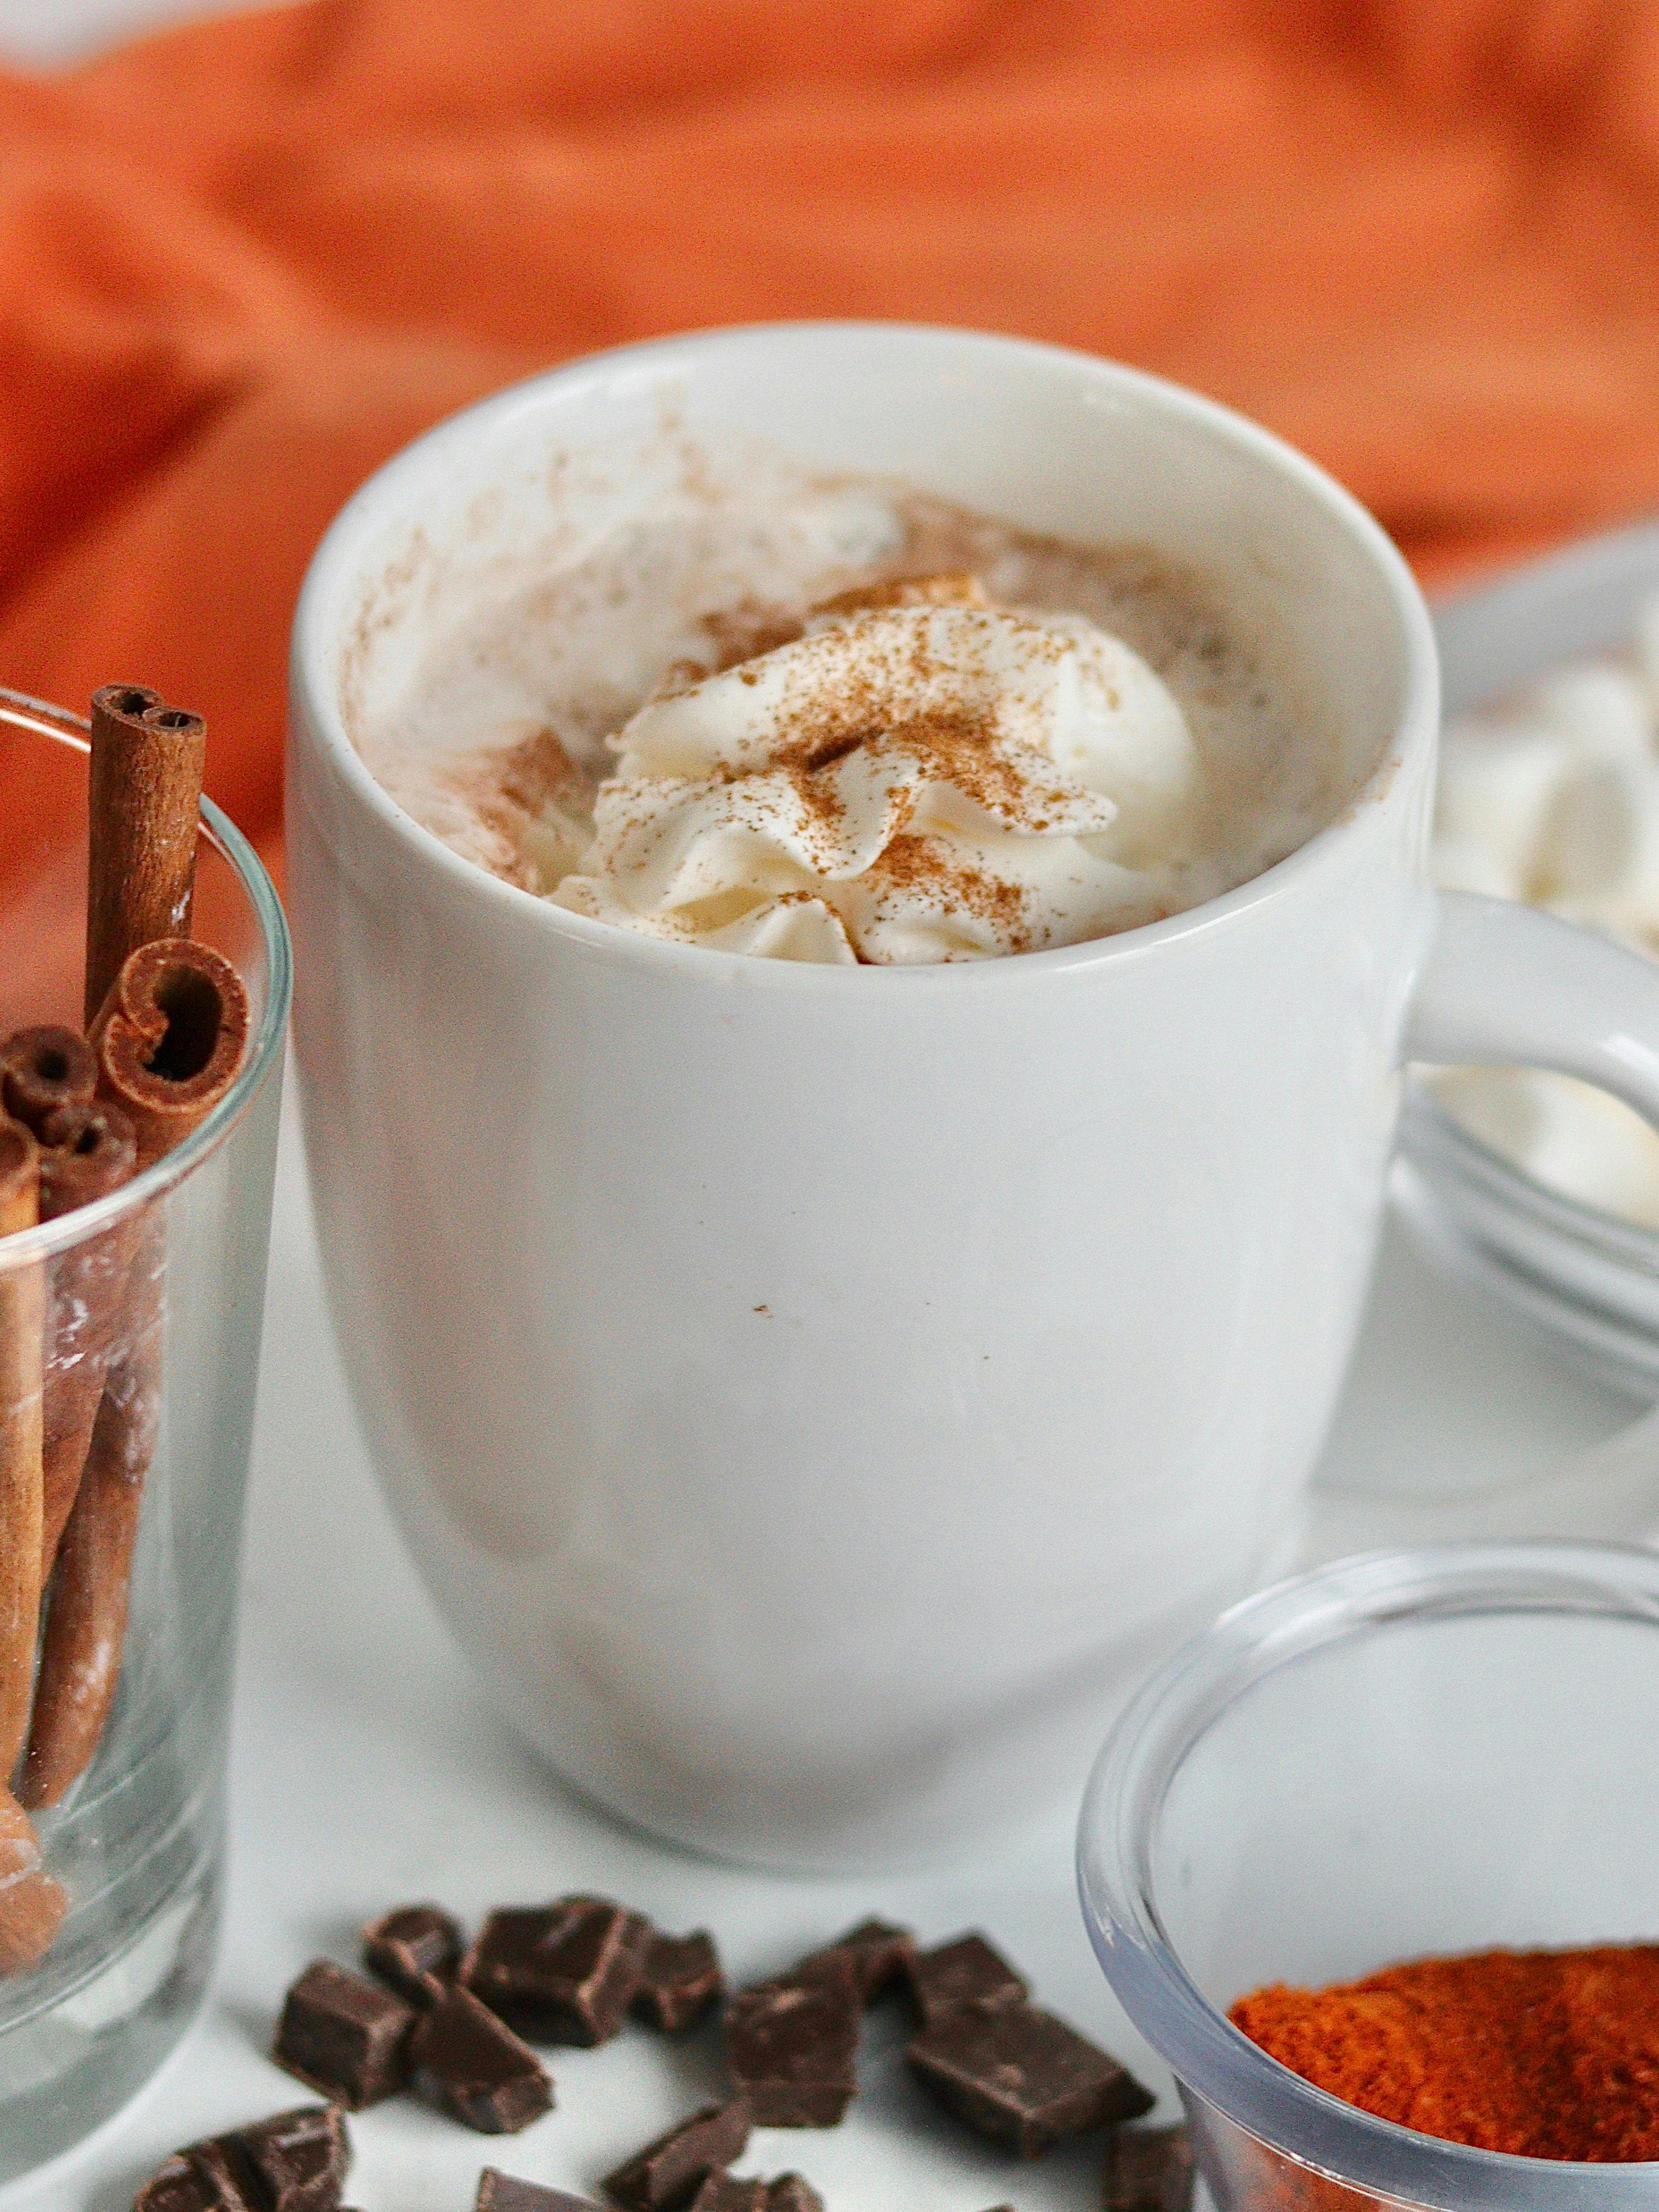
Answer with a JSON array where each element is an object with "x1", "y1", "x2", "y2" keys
[{"x1": 287, "y1": 324, "x2": 1659, "y2": 1870}]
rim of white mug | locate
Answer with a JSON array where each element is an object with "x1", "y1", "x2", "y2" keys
[{"x1": 292, "y1": 319, "x2": 1440, "y2": 986}]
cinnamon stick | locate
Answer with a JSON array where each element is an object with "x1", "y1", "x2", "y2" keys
[
  {"x1": 0, "y1": 1121, "x2": 44, "y2": 1781},
  {"x1": 89, "y1": 939, "x2": 250, "y2": 1171},
  {"x1": 0, "y1": 1784, "x2": 66, "y2": 1974},
  {"x1": 20, "y1": 1288, "x2": 157, "y2": 1810},
  {"x1": 0, "y1": 1027, "x2": 96, "y2": 1135},
  {"x1": 83, "y1": 685, "x2": 207, "y2": 1028},
  {"x1": 36, "y1": 1103, "x2": 138, "y2": 1577},
  {"x1": 23, "y1": 942, "x2": 248, "y2": 1809}
]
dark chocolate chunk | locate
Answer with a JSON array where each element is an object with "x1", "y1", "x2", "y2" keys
[
  {"x1": 906, "y1": 1999, "x2": 1154, "y2": 2156},
  {"x1": 687, "y1": 2179, "x2": 766, "y2": 2212},
  {"x1": 795, "y1": 1919, "x2": 914, "y2": 2006},
  {"x1": 131, "y1": 2108, "x2": 348, "y2": 2212},
  {"x1": 602, "y1": 2099, "x2": 754, "y2": 2212},
  {"x1": 633, "y1": 1930, "x2": 724, "y2": 2033},
  {"x1": 133, "y1": 2154, "x2": 237, "y2": 2212},
  {"x1": 228, "y1": 2105, "x2": 350, "y2": 2212},
  {"x1": 763, "y1": 2177, "x2": 824, "y2": 2212},
  {"x1": 476, "y1": 2173, "x2": 602, "y2": 2212},
  {"x1": 904, "y1": 1934, "x2": 1027, "y2": 2024},
  {"x1": 1103, "y1": 2125, "x2": 1196, "y2": 2212},
  {"x1": 273, "y1": 1960, "x2": 417, "y2": 2110},
  {"x1": 725, "y1": 1969, "x2": 859, "y2": 2126},
  {"x1": 410, "y1": 1985, "x2": 554, "y2": 2134},
  {"x1": 363, "y1": 1903, "x2": 465, "y2": 2007},
  {"x1": 465, "y1": 1897, "x2": 651, "y2": 2045}
]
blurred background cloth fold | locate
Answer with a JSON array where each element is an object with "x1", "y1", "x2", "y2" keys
[{"x1": 2, "y1": 0, "x2": 1658, "y2": 868}]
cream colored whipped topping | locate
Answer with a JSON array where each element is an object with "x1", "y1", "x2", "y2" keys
[
  {"x1": 551, "y1": 581, "x2": 1199, "y2": 963},
  {"x1": 360, "y1": 466, "x2": 1332, "y2": 964},
  {"x1": 1431, "y1": 586, "x2": 1659, "y2": 1225}
]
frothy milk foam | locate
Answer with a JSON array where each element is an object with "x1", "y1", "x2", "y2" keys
[{"x1": 355, "y1": 440, "x2": 1340, "y2": 962}]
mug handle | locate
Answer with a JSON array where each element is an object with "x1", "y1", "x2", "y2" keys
[{"x1": 1290, "y1": 888, "x2": 1659, "y2": 1565}]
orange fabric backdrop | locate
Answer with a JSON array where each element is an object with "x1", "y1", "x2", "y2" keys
[{"x1": 2, "y1": 0, "x2": 1658, "y2": 872}]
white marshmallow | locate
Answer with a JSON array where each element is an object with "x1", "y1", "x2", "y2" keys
[
  {"x1": 1533, "y1": 755, "x2": 1659, "y2": 934},
  {"x1": 1429, "y1": 831, "x2": 1525, "y2": 902},
  {"x1": 1435, "y1": 719, "x2": 1577, "y2": 883},
  {"x1": 1527, "y1": 662, "x2": 1653, "y2": 763},
  {"x1": 1435, "y1": 1066, "x2": 1659, "y2": 1231},
  {"x1": 1432, "y1": 614, "x2": 1659, "y2": 1227}
]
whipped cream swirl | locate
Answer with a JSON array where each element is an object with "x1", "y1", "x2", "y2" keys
[{"x1": 551, "y1": 579, "x2": 1198, "y2": 963}]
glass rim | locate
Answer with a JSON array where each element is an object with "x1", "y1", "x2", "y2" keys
[
  {"x1": 1076, "y1": 1540, "x2": 1659, "y2": 2210},
  {"x1": 0, "y1": 689, "x2": 292, "y2": 1267}
]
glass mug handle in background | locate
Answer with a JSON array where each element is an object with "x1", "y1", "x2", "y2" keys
[{"x1": 1291, "y1": 888, "x2": 1659, "y2": 1564}]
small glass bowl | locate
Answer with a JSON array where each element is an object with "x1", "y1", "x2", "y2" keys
[
  {"x1": 1078, "y1": 1542, "x2": 1659, "y2": 2211},
  {"x1": 1400, "y1": 520, "x2": 1659, "y2": 1396}
]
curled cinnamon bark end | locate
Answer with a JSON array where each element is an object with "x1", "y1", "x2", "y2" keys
[
  {"x1": 37, "y1": 1103, "x2": 138, "y2": 1219},
  {"x1": 0, "y1": 1028, "x2": 97, "y2": 1138},
  {"x1": 0, "y1": 1121, "x2": 44, "y2": 1780},
  {"x1": 91, "y1": 940, "x2": 251, "y2": 1171},
  {"x1": 36, "y1": 1103, "x2": 140, "y2": 1579},
  {"x1": 0, "y1": 1787, "x2": 66, "y2": 1974},
  {"x1": 84, "y1": 684, "x2": 207, "y2": 1027}
]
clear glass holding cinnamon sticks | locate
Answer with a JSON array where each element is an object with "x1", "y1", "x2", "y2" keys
[{"x1": 0, "y1": 693, "x2": 288, "y2": 2181}]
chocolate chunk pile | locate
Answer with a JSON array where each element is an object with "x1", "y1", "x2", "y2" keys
[
  {"x1": 271, "y1": 1896, "x2": 719, "y2": 2132},
  {"x1": 135, "y1": 1903, "x2": 1193, "y2": 2211}
]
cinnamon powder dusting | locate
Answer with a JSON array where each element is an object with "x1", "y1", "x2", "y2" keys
[
  {"x1": 867, "y1": 830, "x2": 1033, "y2": 951},
  {"x1": 619, "y1": 577, "x2": 1098, "y2": 950},
  {"x1": 399, "y1": 726, "x2": 587, "y2": 892},
  {"x1": 725, "y1": 590, "x2": 1082, "y2": 881}
]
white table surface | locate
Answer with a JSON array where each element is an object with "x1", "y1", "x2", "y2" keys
[
  {"x1": 0, "y1": 15, "x2": 1649, "y2": 2207},
  {"x1": 0, "y1": 1082, "x2": 1639, "y2": 2212}
]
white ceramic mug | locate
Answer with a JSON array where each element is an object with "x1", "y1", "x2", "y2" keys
[{"x1": 286, "y1": 324, "x2": 1659, "y2": 1871}]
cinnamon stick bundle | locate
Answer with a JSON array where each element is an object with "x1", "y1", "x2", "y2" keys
[
  {"x1": 0, "y1": 1122, "x2": 44, "y2": 1783},
  {"x1": 22, "y1": 941, "x2": 248, "y2": 1810},
  {"x1": 15, "y1": 681, "x2": 217, "y2": 1819}
]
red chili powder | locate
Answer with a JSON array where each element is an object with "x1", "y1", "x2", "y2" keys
[{"x1": 1230, "y1": 1945, "x2": 1659, "y2": 2161}]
